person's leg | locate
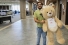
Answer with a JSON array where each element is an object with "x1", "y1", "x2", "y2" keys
[
  {"x1": 37, "y1": 27, "x2": 42, "y2": 45},
  {"x1": 42, "y1": 28, "x2": 47, "y2": 45}
]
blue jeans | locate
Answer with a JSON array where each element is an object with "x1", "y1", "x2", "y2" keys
[{"x1": 37, "y1": 27, "x2": 46, "y2": 45}]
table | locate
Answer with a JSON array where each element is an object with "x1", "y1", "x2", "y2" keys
[{"x1": 0, "y1": 15, "x2": 12, "y2": 24}]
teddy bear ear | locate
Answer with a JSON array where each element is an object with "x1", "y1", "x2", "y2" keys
[
  {"x1": 49, "y1": 3, "x2": 53, "y2": 6},
  {"x1": 49, "y1": 3, "x2": 55, "y2": 8}
]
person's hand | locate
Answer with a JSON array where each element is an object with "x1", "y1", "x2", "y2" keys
[{"x1": 40, "y1": 20, "x2": 45, "y2": 23}]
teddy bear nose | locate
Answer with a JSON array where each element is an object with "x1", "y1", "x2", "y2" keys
[{"x1": 49, "y1": 13, "x2": 51, "y2": 14}]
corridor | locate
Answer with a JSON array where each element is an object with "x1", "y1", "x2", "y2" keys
[{"x1": 0, "y1": 16, "x2": 68, "y2": 45}]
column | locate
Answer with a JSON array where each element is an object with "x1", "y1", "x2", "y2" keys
[
  {"x1": 20, "y1": 0, "x2": 26, "y2": 19},
  {"x1": 29, "y1": 2, "x2": 33, "y2": 15},
  {"x1": 55, "y1": 0, "x2": 60, "y2": 18},
  {"x1": 45, "y1": 0, "x2": 47, "y2": 5}
]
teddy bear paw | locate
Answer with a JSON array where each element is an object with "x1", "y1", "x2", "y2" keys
[
  {"x1": 47, "y1": 42, "x2": 54, "y2": 45},
  {"x1": 43, "y1": 28, "x2": 47, "y2": 32},
  {"x1": 58, "y1": 23, "x2": 63, "y2": 28},
  {"x1": 57, "y1": 38, "x2": 65, "y2": 44},
  {"x1": 43, "y1": 29, "x2": 47, "y2": 32}
]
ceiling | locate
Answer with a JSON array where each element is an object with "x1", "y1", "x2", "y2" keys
[
  {"x1": 27, "y1": 0, "x2": 36, "y2": 3},
  {"x1": 0, "y1": 0, "x2": 36, "y2": 4},
  {"x1": 0, "y1": 0, "x2": 57, "y2": 4},
  {"x1": 0, "y1": 0, "x2": 57, "y2": 2},
  {"x1": 0, "y1": 0, "x2": 19, "y2": 2},
  {"x1": 0, "y1": 0, "x2": 36, "y2": 2}
]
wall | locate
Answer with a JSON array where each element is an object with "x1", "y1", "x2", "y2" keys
[
  {"x1": 56, "y1": 0, "x2": 67, "y2": 24},
  {"x1": 0, "y1": 1, "x2": 29, "y2": 12},
  {"x1": 11, "y1": 4, "x2": 20, "y2": 11},
  {"x1": 0, "y1": 1, "x2": 20, "y2": 11},
  {"x1": 61, "y1": 0, "x2": 66, "y2": 24}
]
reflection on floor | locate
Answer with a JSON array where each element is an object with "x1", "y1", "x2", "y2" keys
[
  {"x1": 65, "y1": 25, "x2": 68, "y2": 29},
  {"x1": 0, "y1": 16, "x2": 68, "y2": 45}
]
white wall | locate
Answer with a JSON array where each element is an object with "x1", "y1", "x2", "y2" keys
[
  {"x1": 26, "y1": 1, "x2": 29, "y2": 11},
  {"x1": 11, "y1": 4, "x2": 20, "y2": 11},
  {"x1": 0, "y1": 1, "x2": 29, "y2": 11}
]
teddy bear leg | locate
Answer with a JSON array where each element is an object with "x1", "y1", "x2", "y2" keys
[
  {"x1": 47, "y1": 31, "x2": 54, "y2": 45},
  {"x1": 43, "y1": 23, "x2": 47, "y2": 32},
  {"x1": 56, "y1": 28, "x2": 65, "y2": 44}
]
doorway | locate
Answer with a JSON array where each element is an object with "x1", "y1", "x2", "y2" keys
[
  {"x1": 65, "y1": 2, "x2": 68, "y2": 25},
  {"x1": 59, "y1": 4, "x2": 62, "y2": 20}
]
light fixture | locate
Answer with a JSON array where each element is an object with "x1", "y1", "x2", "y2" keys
[{"x1": 36, "y1": 0, "x2": 38, "y2": 2}]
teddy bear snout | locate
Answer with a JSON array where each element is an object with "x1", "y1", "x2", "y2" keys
[
  {"x1": 47, "y1": 12, "x2": 52, "y2": 17},
  {"x1": 49, "y1": 13, "x2": 51, "y2": 14}
]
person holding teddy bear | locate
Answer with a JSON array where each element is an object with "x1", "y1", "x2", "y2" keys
[{"x1": 34, "y1": 2, "x2": 47, "y2": 45}]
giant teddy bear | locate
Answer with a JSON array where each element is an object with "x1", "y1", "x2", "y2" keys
[{"x1": 40, "y1": 5, "x2": 65, "y2": 45}]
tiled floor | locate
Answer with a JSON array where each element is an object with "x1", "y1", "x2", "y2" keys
[{"x1": 0, "y1": 16, "x2": 68, "y2": 45}]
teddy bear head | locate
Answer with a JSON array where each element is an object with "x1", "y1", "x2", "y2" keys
[{"x1": 40, "y1": 5, "x2": 55, "y2": 19}]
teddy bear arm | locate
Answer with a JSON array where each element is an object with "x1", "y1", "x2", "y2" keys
[
  {"x1": 43, "y1": 23, "x2": 47, "y2": 32},
  {"x1": 55, "y1": 16, "x2": 63, "y2": 28}
]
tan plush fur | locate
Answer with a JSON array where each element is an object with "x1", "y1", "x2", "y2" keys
[{"x1": 40, "y1": 6, "x2": 65, "y2": 45}]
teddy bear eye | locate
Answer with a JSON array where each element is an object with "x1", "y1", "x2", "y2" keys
[{"x1": 47, "y1": 12, "x2": 48, "y2": 13}]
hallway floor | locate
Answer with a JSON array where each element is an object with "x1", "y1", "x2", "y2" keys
[{"x1": 0, "y1": 16, "x2": 68, "y2": 45}]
